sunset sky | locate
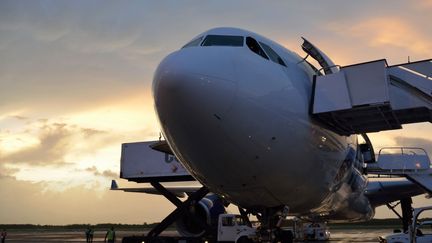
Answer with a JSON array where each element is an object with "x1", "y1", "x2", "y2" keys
[{"x1": 1, "y1": 1, "x2": 432, "y2": 225}]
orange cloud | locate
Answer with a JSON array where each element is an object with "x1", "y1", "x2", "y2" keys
[
  {"x1": 327, "y1": 17, "x2": 432, "y2": 59},
  {"x1": 354, "y1": 18, "x2": 429, "y2": 54},
  {"x1": 419, "y1": 0, "x2": 432, "y2": 9}
]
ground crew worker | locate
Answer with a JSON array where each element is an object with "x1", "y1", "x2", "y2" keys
[
  {"x1": 85, "y1": 227, "x2": 91, "y2": 242},
  {"x1": 85, "y1": 226, "x2": 94, "y2": 243},
  {"x1": 88, "y1": 227, "x2": 94, "y2": 243},
  {"x1": 1, "y1": 229, "x2": 6, "y2": 243},
  {"x1": 104, "y1": 227, "x2": 116, "y2": 243}
]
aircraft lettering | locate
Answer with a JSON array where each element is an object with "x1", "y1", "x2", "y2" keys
[{"x1": 164, "y1": 153, "x2": 179, "y2": 163}]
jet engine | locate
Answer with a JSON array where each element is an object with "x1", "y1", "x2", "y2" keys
[{"x1": 175, "y1": 194, "x2": 225, "y2": 237}]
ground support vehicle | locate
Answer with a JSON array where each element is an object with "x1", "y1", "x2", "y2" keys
[{"x1": 380, "y1": 206, "x2": 432, "y2": 243}]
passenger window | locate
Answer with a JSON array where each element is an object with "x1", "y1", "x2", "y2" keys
[
  {"x1": 201, "y1": 35, "x2": 244, "y2": 47},
  {"x1": 182, "y1": 36, "x2": 203, "y2": 48},
  {"x1": 246, "y1": 37, "x2": 268, "y2": 60},
  {"x1": 235, "y1": 216, "x2": 245, "y2": 226},
  {"x1": 222, "y1": 217, "x2": 235, "y2": 226},
  {"x1": 259, "y1": 42, "x2": 287, "y2": 67}
]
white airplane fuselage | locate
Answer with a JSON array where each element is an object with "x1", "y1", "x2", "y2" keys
[{"x1": 153, "y1": 28, "x2": 373, "y2": 221}]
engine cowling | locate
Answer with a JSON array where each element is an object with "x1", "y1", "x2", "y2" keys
[{"x1": 175, "y1": 194, "x2": 225, "y2": 237}]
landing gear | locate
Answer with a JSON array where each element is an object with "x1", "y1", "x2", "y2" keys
[
  {"x1": 254, "y1": 206, "x2": 293, "y2": 243},
  {"x1": 146, "y1": 182, "x2": 210, "y2": 238},
  {"x1": 401, "y1": 198, "x2": 413, "y2": 232},
  {"x1": 238, "y1": 206, "x2": 253, "y2": 227},
  {"x1": 122, "y1": 183, "x2": 214, "y2": 243},
  {"x1": 292, "y1": 218, "x2": 330, "y2": 241},
  {"x1": 386, "y1": 197, "x2": 413, "y2": 232}
]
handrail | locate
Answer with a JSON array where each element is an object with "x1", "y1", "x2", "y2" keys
[
  {"x1": 378, "y1": 147, "x2": 428, "y2": 156},
  {"x1": 316, "y1": 64, "x2": 341, "y2": 76},
  {"x1": 297, "y1": 54, "x2": 310, "y2": 64},
  {"x1": 374, "y1": 147, "x2": 431, "y2": 173}
]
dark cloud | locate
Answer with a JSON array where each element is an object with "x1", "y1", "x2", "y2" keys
[
  {"x1": 102, "y1": 170, "x2": 118, "y2": 178},
  {"x1": 2, "y1": 122, "x2": 74, "y2": 166},
  {"x1": 85, "y1": 166, "x2": 98, "y2": 173},
  {"x1": 0, "y1": 166, "x2": 18, "y2": 179},
  {"x1": 1, "y1": 121, "x2": 116, "y2": 169},
  {"x1": 10, "y1": 115, "x2": 28, "y2": 120},
  {"x1": 80, "y1": 128, "x2": 106, "y2": 137},
  {"x1": 84, "y1": 166, "x2": 118, "y2": 178}
]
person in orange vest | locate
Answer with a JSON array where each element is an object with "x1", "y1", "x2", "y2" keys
[{"x1": 104, "y1": 227, "x2": 116, "y2": 243}]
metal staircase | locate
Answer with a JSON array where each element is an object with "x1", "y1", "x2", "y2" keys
[
  {"x1": 367, "y1": 147, "x2": 432, "y2": 194},
  {"x1": 310, "y1": 59, "x2": 432, "y2": 135}
]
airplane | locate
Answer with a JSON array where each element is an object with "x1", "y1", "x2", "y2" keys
[{"x1": 114, "y1": 27, "x2": 432, "y2": 241}]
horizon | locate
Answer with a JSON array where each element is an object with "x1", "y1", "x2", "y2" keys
[{"x1": 0, "y1": 217, "x2": 420, "y2": 227}]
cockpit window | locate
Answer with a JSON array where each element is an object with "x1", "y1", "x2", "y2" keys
[
  {"x1": 201, "y1": 35, "x2": 244, "y2": 47},
  {"x1": 259, "y1": 42, "x2": 287, "y2": 67},
  {"x1": 246, "y1": 37, "x2": 268, "y2": 60},
  {"x1": 182, "y1": 36, "x2": 204, "y2": 48}
]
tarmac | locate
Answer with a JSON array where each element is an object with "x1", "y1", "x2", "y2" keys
[{"x1": 3, "y1": 228, "x2": 390, "y2": 242}]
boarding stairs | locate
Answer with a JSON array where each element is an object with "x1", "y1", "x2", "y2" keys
[
  {"x1": 311, "y1": 59, "x2": 432, "y2": 135},
  {"x1": 367, "y1": 147, "x2": 432, "y2": 194}
]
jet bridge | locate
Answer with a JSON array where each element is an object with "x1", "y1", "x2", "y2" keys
[{"x1": 310, "y1": 59, "x2": 432, "y2": 135}]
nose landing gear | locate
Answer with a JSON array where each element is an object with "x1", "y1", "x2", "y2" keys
[{"x1": 254, "y1": 206, "x2": 293, "y2": 243}]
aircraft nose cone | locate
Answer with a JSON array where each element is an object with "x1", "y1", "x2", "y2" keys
[{"x1": 153, "y1": 49, "x2": 237, "y2": 132}]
